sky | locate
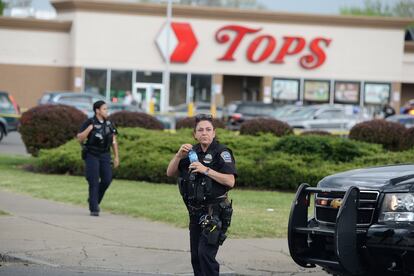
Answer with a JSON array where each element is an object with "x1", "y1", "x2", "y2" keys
[{"x1": 257, "y1": 0, "x2": 403, "y2": 15}]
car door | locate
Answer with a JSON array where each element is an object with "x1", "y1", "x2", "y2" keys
[{"x1": 310, "y1": 108, "x2": 345, "y2": 130}]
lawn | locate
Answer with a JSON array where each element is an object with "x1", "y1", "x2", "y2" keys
[
  {"x1": 0, "y1": 154, "x2": 295, "y2": 238},
  {"x1": 0, "y1": 210, "x2": 9, "y2": 216}
]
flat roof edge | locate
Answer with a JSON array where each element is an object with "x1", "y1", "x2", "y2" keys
[
  {"x1": 52, "y1": 0, "x2": 413, "y2": 29},
  {"x1": 0, "y1": 16, "x2": 72, "y2": 32}
]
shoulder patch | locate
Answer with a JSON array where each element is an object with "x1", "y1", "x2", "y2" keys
[{"x1": 220, "y1": 151, "x2": 232, "y2": 163}]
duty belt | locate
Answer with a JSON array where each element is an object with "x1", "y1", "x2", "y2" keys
[{"x1": 187, "y1": 193, "x2": 227, "y2": 212}]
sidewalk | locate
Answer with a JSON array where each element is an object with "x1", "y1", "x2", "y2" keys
[{"x1": 0, "y1": 190, "x2": 324, "y2": 275}]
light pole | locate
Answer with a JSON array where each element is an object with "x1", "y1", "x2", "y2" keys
[{"x1": 162, "y1": 0, "x2": 174, "y2": 114}]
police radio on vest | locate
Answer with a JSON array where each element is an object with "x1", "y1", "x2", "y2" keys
[{"x1": 188, "y1": 150, "x2": 199, "y2": 163}]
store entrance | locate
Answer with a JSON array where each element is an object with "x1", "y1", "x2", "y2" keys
[
  {"x1": 222, "y1": 75, "x2": 262, "y2": 104},
  {"x1": 132, "y1": 83, "x2": 164, "y2": 113}
]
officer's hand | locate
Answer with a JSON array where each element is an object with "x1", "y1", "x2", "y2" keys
[
  {"x1": 113, "y1": 157, "x2": 120, "y2": 168},
  {"x1": 189, "y1": 162, "x2": 207, "y2": 174},
  {"x1": 176, "y1": 144, "x2": 192, "y2": 159}
]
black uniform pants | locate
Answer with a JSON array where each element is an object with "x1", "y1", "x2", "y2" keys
[
  {"x1": 85, "y1": 152, "x2": 112, "y2": 212},
  {"x1": 189, "y1": 216, "x2": 220, "y2": 276}
]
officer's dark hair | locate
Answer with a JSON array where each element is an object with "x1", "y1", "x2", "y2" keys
[
  {"x1": 194, "y1": 114, "x2": 214, "y2": 130},
  {"x1": 93, "y1": 100, "x2": 106, "y2": 114}
]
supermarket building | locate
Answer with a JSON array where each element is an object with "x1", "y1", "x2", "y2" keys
[{"x1": 0, "y1": 0, "x2": 413, "y2": 112}]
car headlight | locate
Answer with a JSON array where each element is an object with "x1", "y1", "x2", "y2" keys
[{"x1": 378, "y1": 193, "x2": 414, "y2": 222}]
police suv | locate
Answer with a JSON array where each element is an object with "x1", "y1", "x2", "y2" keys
[{"x1": 288, "y1": 164, "x2": 414, "y2": 275}]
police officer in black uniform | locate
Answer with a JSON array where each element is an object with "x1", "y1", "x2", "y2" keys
[
  {"x1": 166, "y1": 114, "x2": 236, "y2": 276},
  {"x1": 77, "y1": 100, "x2": 119, "y2": 216}
]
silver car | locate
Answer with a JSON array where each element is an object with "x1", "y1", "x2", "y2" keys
[{"x1": 282, "y1": 104, "x2": 362, "y2": 131}]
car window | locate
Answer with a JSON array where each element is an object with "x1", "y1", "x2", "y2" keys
[
  {"x1": 317, "y1": 109, "x2": 344, "y2": 119},
  {"x1": 58, "y1": 95, "x2": 91, "y2": 103},
  {"x1": 92, "y1": 96, "x2": 105, "y2": 103},
  {"x1": 237, "y1": 105, "x2": 275, "y2": 115},
  {"x1": 0, "y1": 94, "x2": 15, "y2": 113}
]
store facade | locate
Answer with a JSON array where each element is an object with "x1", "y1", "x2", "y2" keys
[{"x1": 0, "y1": 0, "x2": 413, "y2": 112}]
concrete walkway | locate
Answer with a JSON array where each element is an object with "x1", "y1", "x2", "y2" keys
[{"x1": 0, "y1": 190, "x2": 324, "y2": 275}]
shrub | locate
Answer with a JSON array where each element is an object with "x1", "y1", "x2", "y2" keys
[
  {"x1": 400, "y1": 127, "x2": 414, "y2": 150},
  {"x1": 19, "y1": 104, "x2": 86, "y2": 156},
  {"x1": 108, "y1": 111, "x2": 163, "y2": 130},
  {"x1": 35, "y1": 127, "x2": 414, "y2": 190},
  {"x1": 301, "y1": 130, "x2": 332, "y2": 136},
  {"x1": 349, "y1": 119, "x2": 406, "y2": 151},
  {"x1": 240, "y1": 118, "x2": 293, "y2": 136},
  {"x1": 175, "y1": 117, "x2": 225, "y2": 129},
  {"x1": 274, "y1": 135, "x2": 383, "y2": 162}
]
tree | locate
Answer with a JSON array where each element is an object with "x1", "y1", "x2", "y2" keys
[
  {"x1": 0, "y1": 0, "x2": 4, "y2": 15},
  {"x1": 340, "y1": 0, "x2": 414, "y2": 18},
  {"x1": 393, "y1": 0, "x2": 414, "y2": 18}
]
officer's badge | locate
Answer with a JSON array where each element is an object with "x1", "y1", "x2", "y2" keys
[
  {"x1": 94, "y1": 124, "x2": 101, "y2": 129},
  {"x1": 220, "y1": 151, "x2": 232, "y2": 163},
  {"x1": 203, "y1": 154, "x2": 213, "y2": 164}
]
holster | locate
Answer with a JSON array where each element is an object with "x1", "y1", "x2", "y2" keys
[
  {"x1": 219, "y1": 199, "x2": 233, "y2": 232},
  {"x1": 81, "y1": 145, "x2": 88, "y2": 160},
  {"x1": 199, "y1": 200, "x2": 233, "y2": 246}
]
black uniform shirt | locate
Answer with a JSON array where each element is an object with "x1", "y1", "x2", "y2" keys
[
  {"x1": 178, "y1": 139, "x2": 237, "y2": 199},
  {"x1": 79, "y1": 116, "x2": 117, "y2": 154}
]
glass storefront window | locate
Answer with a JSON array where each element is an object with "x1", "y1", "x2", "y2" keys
[
  {"x1": 272, "y1": 78, "x2": 300, "y2": 103},
  {"x1": 110, "y1": 70, "x2": 132, "y2": 103},
  {"x1": 84, "y1": 69, "x2": 107, "y2": 97},
  {"x1": 136, "y1": 71, "x2": 163, "y2": 84},
  {"x1": 364, "y1": 83, "x2": 391, "y2": 105},
  {"x1": 191, "y1": 74, "x2": 211, "y2": 103},
  {"x1": 334, "y1": 81, "x2": 360, "y2": 104},
  {"x1": 170, "y1": 73, "x2": 187, "y2": 107},
  {"x1": 304, "y1": 80, "x2": 330, "y2": 104}
]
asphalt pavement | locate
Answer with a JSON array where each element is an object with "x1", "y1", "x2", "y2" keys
[
  {"x1": 0, "y1": 190, "x2": 325, "y2": 275},
  {"x1": 0, "y1": 132, "x2": 28, "y2": 156}
]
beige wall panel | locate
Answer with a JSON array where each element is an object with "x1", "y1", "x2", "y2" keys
[
  {"x1": 0, "y1": 64, "x2": 71, "y2": 109},
  {"x1": 0, "y1": 29, "x2": 71, "y2": 66},
  {"x1": 62, "y1": 11, "x2": 406, "y2": 82}
]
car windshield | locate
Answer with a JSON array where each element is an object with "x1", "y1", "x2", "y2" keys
[
  {"x1": 236, "y1": 104, "x2": 276, "y2": 115},
  {"x1": 271, "y1": 106, "x2": 301, "y2": 118},
  {"x1": 0, "y1": 94, "x2": 15, "y2": 113},
  {"x1": 289, "y1": 106, "x2": 318, "y2": 118}
]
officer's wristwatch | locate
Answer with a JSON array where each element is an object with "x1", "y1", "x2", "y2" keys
[{"x1": 204, "y1": 168, "x2": 210, "y2": 176}]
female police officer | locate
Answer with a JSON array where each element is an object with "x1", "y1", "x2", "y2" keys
[
  {"x1": 166, "y1": 114, "x2": 236, "y2": 276},
  {"x1": 77, "y1": 100, "x2": 119, "y2": 216}
]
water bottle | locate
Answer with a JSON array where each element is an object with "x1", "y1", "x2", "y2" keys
[
  {"x1": 188, "y1": 150, "x2": 198, "y2": 181},
  {"x1": 188, "y1": 150, "x2": 199, "y2": 163}
]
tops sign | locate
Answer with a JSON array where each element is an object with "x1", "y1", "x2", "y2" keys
[
  {"x1": 215, "y1": 25, "x2": 332, "y2": 70},
  {"x1": 156, "y1": 22, "x2": 331, "y2": 70}
]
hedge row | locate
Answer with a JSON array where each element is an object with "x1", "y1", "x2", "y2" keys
[{"x1": 34, "y1": 128, "x2": 414, "y2": 190}]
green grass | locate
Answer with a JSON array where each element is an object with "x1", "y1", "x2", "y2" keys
[
  {"x1": 0, "y1": 154, "x2": 294, "y2": 238},
  {"x1": 0, "y1": 210, "x2": 10, "y2": 216}
]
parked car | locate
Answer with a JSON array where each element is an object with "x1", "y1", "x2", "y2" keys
[
  {"x1": 170, "y1": 102, "x2": 223, "y2": 122},
  {"x1": 107, "y1": 103, "x2": 143, "y2": 115},
  {"x1": 281, "y1": 104, "x2": 361, "y2": 132},
  {"x1": 270, "y1": 104, "x2": 304, "y2": 120},
  {"x1": 39, "y1": 91, "x2": 106, "y2": 106},
  {"x1": 39, "y1": 92, "x2": 142, "y2": 117},
  {"x1": 386, "y1": 114, "x2": 414, "y2": 128},
  {"x1": 288, "y1": 164, "x2": 414, "y2": 275},
  {"x1": 0, "y1": 91, "x2": 21, "y2": 142},
  {"x1": 225, "y1": 101, "x2": 280, "y2": 130}
]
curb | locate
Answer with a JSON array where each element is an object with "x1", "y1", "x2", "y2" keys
[{"x1": 0, "y1": 253, "x2": 59, "y2": 267}]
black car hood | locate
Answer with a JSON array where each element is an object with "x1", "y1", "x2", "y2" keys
[{"x1": 318, "y1": 164, "x2": 414, "y2": 191}]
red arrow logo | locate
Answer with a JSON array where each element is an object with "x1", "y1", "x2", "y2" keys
[{"x1": 156, "y1": 22, "x2": 198, "y2": 63}]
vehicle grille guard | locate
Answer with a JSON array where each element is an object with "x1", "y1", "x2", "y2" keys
[{"x1": 288, "y1": 183, "x2": 362, "y2": 275}]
